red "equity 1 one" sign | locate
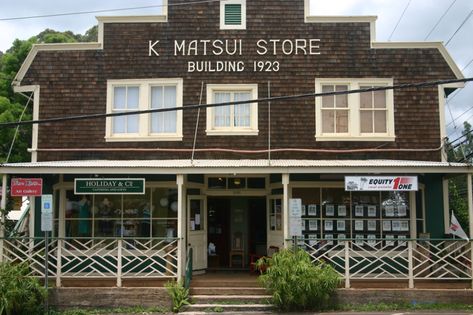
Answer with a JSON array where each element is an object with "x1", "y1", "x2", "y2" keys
[{"x1": 11, "y1": 178, "x2": 43, "y2": 196}]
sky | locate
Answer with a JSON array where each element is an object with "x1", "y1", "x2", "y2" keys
[{"x1": 0, "y1": 0, "x2": 472, "y2": 143}]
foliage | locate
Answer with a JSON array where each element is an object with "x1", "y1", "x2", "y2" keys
[
  {"x1": 0, "y1": 262, "x2": 47, "y2": 315},
  {"x1": 257, "y1": 248, "x2": 340, "y2": 311},
  {"x1": 0, "y1": 25, "x2": 98, "y2": 163},
  {"x1": 49, "y1": 305, "x2": 169, "y2": 315},
  {"x1": 164, "y1": 280, "x2": 190, "y2": 313}
]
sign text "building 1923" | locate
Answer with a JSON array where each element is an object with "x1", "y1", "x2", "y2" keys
[{"x1": 74, "y1": 178, "x2": 145, "y2": 195}]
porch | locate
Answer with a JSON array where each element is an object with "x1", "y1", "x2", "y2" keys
[{"x1": 1, "y1": 235, "x2": 472, "y2": 288}]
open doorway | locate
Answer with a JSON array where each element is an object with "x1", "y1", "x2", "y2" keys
[{"x1": 207, "y1": 196, "x2": 266, "y2": 270}]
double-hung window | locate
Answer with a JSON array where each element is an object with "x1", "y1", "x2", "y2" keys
[
  {"x1": 106, "y1": 78, "x2": 183, "y2": 141},
  {"x1": 315, "y1": 79, "x2": 395, "y2": 141},
  {"x1": 206, "y1": 84, "x2": 258, "y2": 135},
  {"x1": 220, "y1": 0, "x2": 246, "y2": 30}
]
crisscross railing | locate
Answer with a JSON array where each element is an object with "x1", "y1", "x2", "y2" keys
[
  {"x1": 0, "y1": 236, "x2": 179, "y2": 287},
  {"x1": 294, "y1": 237, "x2": 473, "y2": 288}
]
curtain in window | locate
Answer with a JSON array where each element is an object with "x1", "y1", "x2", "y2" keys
[
  {"x1": 214, "y1": 92, "x2": 231, "y2": 127},
  {"x1": 234, "y1": 92, "x2": 251, "y2": 127},
  {"x1": 113, "y1": 86, "x2": 139, "y2": 134},
  {"x1": 360, "y1": 87, "x2": 387, "y2": 133},
  {"x1": 151, "y1": 85, "x2": 177, "y2": 133},
  {"x1": 321, "y1": 85, "x2": 348, "y2": 133}
]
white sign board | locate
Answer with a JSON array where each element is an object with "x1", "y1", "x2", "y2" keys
[
  {"x1": 289, "y1": 198, "x2": 302, "y2": 237},
  {"x1": 345, "y1": 176, "x2": 418, "y2": 191},
  {"x1": 41, "y1": 194, "x2": 53, "y2": 232}
]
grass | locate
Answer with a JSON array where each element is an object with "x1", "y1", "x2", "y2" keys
[
  {"x1": 48, "y1": 305, "x2": 170, "y2": 315},
  {"x1": 336, "y1": 302, "x2": 473, "y2": 312}
]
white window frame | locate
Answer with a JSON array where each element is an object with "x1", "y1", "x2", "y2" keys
[
  {"x1": 315, "y1": 78, "x2": 395, "y2": 141},
  {"x1": 220, "y1": 0, "x2": 246, "y2": 30},
  {"x1": 206, "y1": 84, "x2": 258, "y2": 136},
  {"x1": 106, "y1": 78, "x2": 183, "y2": 142}
]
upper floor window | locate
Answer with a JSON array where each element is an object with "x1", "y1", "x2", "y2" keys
[
  {"x1": 220, "y1": 0, "x2": 246, "y2": 30},
  {"x1": 206, "y1": 84, "x2": 258, "y2": 136},
  {"x1": 106, "y1": 78, "x2": 183, "y2": 142},
  {"x1": 315, "y1": 79, "x2": 395, "y2": 141}
]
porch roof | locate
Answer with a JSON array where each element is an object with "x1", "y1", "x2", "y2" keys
[{"x1": 1, "y1": 159, "x2": 472, "y2": 175}]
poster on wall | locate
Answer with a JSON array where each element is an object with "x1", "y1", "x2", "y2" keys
[{"x1": 345, "y1": 176, "x2": 418, "y2": 191}]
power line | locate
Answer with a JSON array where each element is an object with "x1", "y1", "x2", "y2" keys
[
  {"x1": 445, "y1": 9, "x2": 473, "y2": 47},
  {"x1": 447, "y1": 104, "x2": 473, "y2": 127},
  {"x1": 388, "y1": 0, "x2": 412, "y2": 41},
  {"x1": 424, "y1": 0, "x2": 457, "y2": 40},
  {"x1": 0, "y1": 77, "x2": 471, "y2": 129},
  {"x1": 0, "y1": 0, "x2": 224, "y2": 21}
]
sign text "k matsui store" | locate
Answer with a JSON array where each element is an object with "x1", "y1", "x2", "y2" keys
[{"x1": 148, "y1": 38, "x2": 321, "y2": 73}]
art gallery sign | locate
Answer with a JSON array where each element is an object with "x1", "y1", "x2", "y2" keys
[
  {"x1": 148, "y1": 38, "x2": 321, "y2": 73},
  {"x1": 345, "y1": 176, "x2": 418, "y2": 191},
  {"x1": 74, "y1": 178, "x2": 145, "y2": 194}
]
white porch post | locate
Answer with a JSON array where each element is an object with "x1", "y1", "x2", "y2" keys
[
  {"x1": 467, "y1": 173, "x2": 473, "y2": 288},
  {"x1": 0, "y1": 175, "x2": 7, "y2": 262},
  {"x1": 176, "y1": 174, "x2": 184, "y2": 280},
  {"x1": 408, "y1": 191, "x2": 416, "y2": 288},
  {"x1": 282, "y1": 174, "x2": 289, "y2": 248}
]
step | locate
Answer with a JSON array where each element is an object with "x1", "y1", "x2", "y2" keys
[
  {"x1": 191, "y1": 294, "x2": 272, "y2": 304},
  {"x1": 190, "y1": 287, "x2": 267, "y2": 295},
  {"x1": 182, "y1": 303, "x2": 274, "y2": 313},
  {"x1": 191, "y1": 279, "x2": 261, "y2": 288}
]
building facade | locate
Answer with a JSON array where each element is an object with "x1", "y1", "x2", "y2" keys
[{"x1": 1, "y1": 0, "x2": 472, "y2": 288}]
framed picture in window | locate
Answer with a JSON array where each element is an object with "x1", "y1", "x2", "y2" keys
[
  {"x1": 398, "y1": 205, "x2": 407, "y2": 217},
  {"x1": 337, "y1": 205, "x2": 347, "y2": 217},
  {"x1": 367, "y1": 234, "x2": 376, "y2": 247},
  {"x1": 355, "y1": 234, "x2": 364, "y2": 246},
  {"x1": 367, "y1": 205, "x2": 377, "y2": 217},
  {"x1": 325, "y1": 205, "x2": 335, "y2": 216},
  {"x1": 367, "y1": 220, "x2": 377, "y2": 231},
  {"x1": 355, "y1": 205, "x2": 364, "y2": 217},
  {"x1": 385, "y1": 234, "x2": 395, "y2": 246},
  {"x1": 354, "y1": 220, "x2": 364, "y2": 231},
  {"x1": 309, "y1": 219, "x2": 318, "y2": 231},
  {"x1": 308, "y1": 204, "x2": 317, "y2": 216},
  {"x1": 336, "y1": 220, "x2": 346, "y2": 231},
  {"x1": 308, "y1": 234, "x2": 318, "y2": 246},
  {"x1": 324, "y1": 220, "x2": 333, "y2": 231},
  {"x1": 398, "y1": 235, "x2": 407, "y2": 247},
  {"x1": 382, "y1": 220, "x2": 392, "y2": 231},
  {"x1": 400, "y1": 220, "x2": 409, "y2": 231},
  {"x1": 385, "y1": 205, "x2": 394, "y2": 217},
  {"x1": 392, "y1": 220, "x2": 401, "y2": 231}
]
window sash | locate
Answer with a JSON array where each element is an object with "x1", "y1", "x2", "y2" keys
[
  {"x1": 150, "y1": 85, "x2": 177, "y2": 134},
  {"x1": 213, "y1": 91, "x2": 252, "y2": 129},
  {"x1": 112, "y1": 86, "x2": 140, "y2": 134}
]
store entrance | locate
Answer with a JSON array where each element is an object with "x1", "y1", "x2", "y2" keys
[{"x1": 207, "y1": 196, "x2": 266, "y2": 270}]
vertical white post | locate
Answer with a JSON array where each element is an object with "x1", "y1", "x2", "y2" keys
[
  {"x1": 443, "y1": 179, "x2": 450, "y2": 234},
  {"x1": 344, "y1": 241, "x2": 350, "y2": 288},
  {"x1": 408, "y1": 240, "x2": 414, "y2": 288},
  {"x1": 0, "y1": 175, "x2": 7, "y2": 262},
  {"x1": 409, "y1": 191, "x2": 417, "y2": 239},
  {"x1": 176, "y1": 174, "x2": 184, "y2": 280},
  {"x1": 56, "y1": 239, "x2": 62, "y2": 287},
  {"x1": 467, "y1": 173, "x2": 473, "y2": 289},
  {"x1": 282, "y1": 174, "x2": 289, "y2": 248},
  {"x1": 117, "y1": 239, "x2": 122, "y2": 287}
]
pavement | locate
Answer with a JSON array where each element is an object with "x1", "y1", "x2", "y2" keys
[{"x1": 176, "y1": 312, "x2": 473, "y2": 315}]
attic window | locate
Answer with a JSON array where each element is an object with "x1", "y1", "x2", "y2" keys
[{"x1": 220, "y1": 0, "x2": 246, "y2": 30}]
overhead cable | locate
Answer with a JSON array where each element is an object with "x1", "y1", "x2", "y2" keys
[{"x1": 0, "y1": 77, "x2": 472, "y2": 129}]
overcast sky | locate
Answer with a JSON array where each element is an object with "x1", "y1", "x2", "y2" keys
[{"x1": 0, "y1": 0, "x2": 472, "y2": 142}]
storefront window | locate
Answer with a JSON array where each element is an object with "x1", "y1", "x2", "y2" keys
[{"x1": 63, "y1": 187, "x2": 177, "y2": 238}]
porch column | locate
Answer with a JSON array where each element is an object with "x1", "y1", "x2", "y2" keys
[
  {"x1": 467, "y1": 173, "x2": 473, "y2": 288},
  {"x1": 176, "y1": 174, "x2": 184, "y2": 280},
  {"x1": 0, "y1": 175, "x2": 7, "y2": 262},
  {"x1": 282, "y1": 173, "x2": 289, "y2": 247}
]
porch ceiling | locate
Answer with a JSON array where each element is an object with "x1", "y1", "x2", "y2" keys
[{"x1": 1, "y1": 159, "x2": 472, "y2": 175}]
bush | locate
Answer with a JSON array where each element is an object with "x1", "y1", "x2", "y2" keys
[
  {"x1": 0, "y1": 262, "x2": 47, "y2": 315},
  {"x1": 164, "y1": 280, "x2": 190, "y2": 313},
  {"x1": 257, "y1": 248, "x2": 340, "y2": 311}
]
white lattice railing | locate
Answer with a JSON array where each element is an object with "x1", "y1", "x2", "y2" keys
[
  {"x1": 0, "y1": 237, "x2": 179, "y2": 287},
  {"x1": 295, "y1": 237, "x2": 473, "y2": 288}
]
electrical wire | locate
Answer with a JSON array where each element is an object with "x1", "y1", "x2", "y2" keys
[
  {"x1": 388, "y1": 0, "x2": 412, "y2": 41},
  {"x1": 445, "y1": 9, "x2": 473, "y2": 47},
  {"x1": 0, "y1": 0, "x2": 225, "y2": 21},
  {"x1": 0, "y1": 77, "x2": 471, "y2": 129},
  {"x1": 424, "y1": 0, "x2": 458, "y2": 40}
]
